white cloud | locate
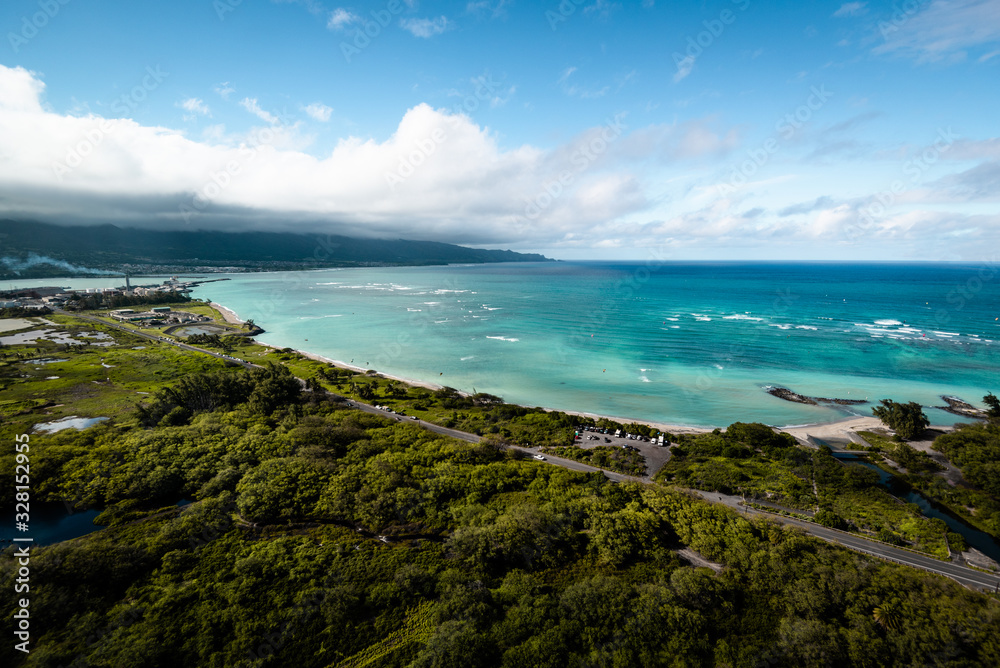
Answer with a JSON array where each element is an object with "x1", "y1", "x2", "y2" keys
[
  {"x1": 214, "y1": 82, "x2": 235, "y2": 100},
  {"x1": 583, "y1": 0, "x2": 620, "y2": 20},
  {"x1": 179, "y1": 98, "x2": 211, "y2": 117},
  {"x1": 400, "y1": 16, "x2": 451, "y2": 38},
  {"x1": 1, "y1": 65, "x2": 995, "y2": 259},
  {"x1": 941, "y1": 137, "x2": 1000, "y2": 160},
  {"x1": 673, "y1": 55, "x2": 695, "y2": 83},
  {"x1": 239, "y1": 97, "x2": 280, "y2": 125},
  {"x1": 873, "y1": 0, "x2": 1000, "y2": 63},
  {"x1": 0, "y1": 65, "x2": 748, "y2": 249},
  {"x1": 303, "y1": 102, "x2": 333, "y2": 122},
  {"x1": 466, "y1": 0, "x2": 510, "y2": 18},
  {"x1": 327, "y1": 8, "x2": 359, "y2": 30},
  {"x1": 558, "y1": 67, "x2": 609, "y2": 98},
  {"x1": 833, "y1": 2, "x2": 867, "y2": 17},
  {"x1": 0, "y1": 66, "x2": 45, "y2": 113}
]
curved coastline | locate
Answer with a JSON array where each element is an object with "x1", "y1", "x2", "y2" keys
[{"x1": 208, "y1": 299, "x2": 926, "y2": 437}]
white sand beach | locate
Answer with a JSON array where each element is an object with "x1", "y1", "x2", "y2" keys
[{"x1": 210, "y1": 302, "x2": 244, "y2": 325}]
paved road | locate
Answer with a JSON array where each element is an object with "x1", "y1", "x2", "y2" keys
[
  {"x1": 345, "y1": 401, "x2": 638, "y2": 482},
  {"x1": 58, "y1": 309, "x2": 1000, "y2": 590},
  {"x1": 696, "y1": 490, "x2": 1000, "y2": 592}
]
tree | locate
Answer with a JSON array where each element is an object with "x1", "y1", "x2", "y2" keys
[
  {"x1": 873, "y1": 600, "x2": 902, "y2": 631},
  {"x1": 813, "y1": 509, "x2": 847, "y2": 530},
  {"x1": 872, "y1": 399, "x2": 929, "y2": 440},
  {"x1": 984, "y1": 393, "x2": 1000, "y2": 421}
]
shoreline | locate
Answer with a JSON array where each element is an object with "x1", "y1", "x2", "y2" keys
[
  {"x1": 210, "y1": 296, "x2": 717, "y2": 431},
  {"x1": 210, "y1": 302, "x2": 244, "y2": 326},
  {"x1": 204, "y1": 299, "x2": 958, "y2": 439}
]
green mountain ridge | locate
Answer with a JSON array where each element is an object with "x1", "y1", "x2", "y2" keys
[{"x1": 0, "y1": 220, "x2": 551, "y2": 279}]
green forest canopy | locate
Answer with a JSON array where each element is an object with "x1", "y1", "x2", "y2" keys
[{"x1": 2, "y1": 366, "x2": 999, "y2": 668}]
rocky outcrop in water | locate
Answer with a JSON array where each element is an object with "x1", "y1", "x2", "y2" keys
[
  {"x1": 766, "y1": 386, "x2": 868, "y2": 406},
  {"x1": 936, "y1": 396, "x2": 988, "y2": 419}
]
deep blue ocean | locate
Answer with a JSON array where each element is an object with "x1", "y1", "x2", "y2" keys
[{"x1": 183, "y1": 262, "x2": 999, "y2": 428}]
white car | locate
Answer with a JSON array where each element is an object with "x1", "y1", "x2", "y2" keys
[{"x1": 533, "y1": 454, "x2": 546, "y2": 461}]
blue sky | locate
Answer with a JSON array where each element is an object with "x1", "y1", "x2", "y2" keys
[{"x1": 0, "y1": 0, "x2": 998, "y2": 260}]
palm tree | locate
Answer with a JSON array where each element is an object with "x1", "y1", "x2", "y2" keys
[{"x1": 873, "y1": 600, "x2": 902, "y2": 631}]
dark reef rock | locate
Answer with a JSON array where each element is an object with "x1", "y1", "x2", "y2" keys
[
  {"x1": 766, "y1": 386, "x2": 868, "y2": 406},
  {"x1": 767, "y1": 387, "x2": 817, "y2": 405},
  {"x1": 935, "y1": 396, "x2": 988, "y2": 419}
]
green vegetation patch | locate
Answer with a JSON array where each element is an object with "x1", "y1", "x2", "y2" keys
[
  {"x1": 540, "y1": 444, "x2": 647, "y2": 476},
  {"x1": 658, "y1": 425, "x2": 951, "y2": 557},
  {"x1": 858, "y1": 430, "x2": 943, "y2": 474},
  {"x1": 2, "y1": 346, "x2": 999, "y2": 667}
]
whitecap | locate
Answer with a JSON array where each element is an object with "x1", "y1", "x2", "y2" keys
[
  {"x1": 794, "y1": 325, "x2": 818, "y2": 330},
  {"x1": 874, "y1": 319, "x2": 903, "y2": 326},
  {"x1": 723, "y1": 314, "x2": 764, "y2": 321},
  {"x1": 407, "y1": 308, "x2": 422, "y2": 312},
  {"x1": 639, "y1": 375, "x2": 651, "y2": 383},
  {"x1": 713, "y1": 364, "x2": 724, "y2": 370},
  {"x1": 461, "y1": 356, "x2": 475, "y2": 361},
  {"x1": 694, "y1": 316, "x2": 712, "y2": 322},
  {"x1": 486, "y1": 336, "x2": 519, "y2": 342},
  {"x1": 933, "y1": 331, "x2": 960, "y2": 337}
]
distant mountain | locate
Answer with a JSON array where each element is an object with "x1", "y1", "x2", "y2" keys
[{"x1": 0, "y1": 220, "x2": 551, "y2": 279}]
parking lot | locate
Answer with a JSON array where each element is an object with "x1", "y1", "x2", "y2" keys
[{"x1": 574, "y1": 426, "x2": 674, "y2": 478}]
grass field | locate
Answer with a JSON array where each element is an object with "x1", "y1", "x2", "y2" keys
[{"x1": 0, "y1": 312, "x2": 237, "y2": 440}]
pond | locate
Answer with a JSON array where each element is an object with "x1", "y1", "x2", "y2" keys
[
  {"x1": 34, "y1": 416, "x2": 109, "y2": 433},
  {"x1": 8, "y1": 502, "x2": 103, "y2": 547},
  {"x1": 850, "y1": 460, "x2": 1000, "y2": 562},
  {"x1": 0, "y1": 328, "x2": 113, "y2": 346}
]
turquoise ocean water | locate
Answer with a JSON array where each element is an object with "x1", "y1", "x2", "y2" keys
[{"x1": 186, "y1": 262, "x2": 999, "y2": 429}]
